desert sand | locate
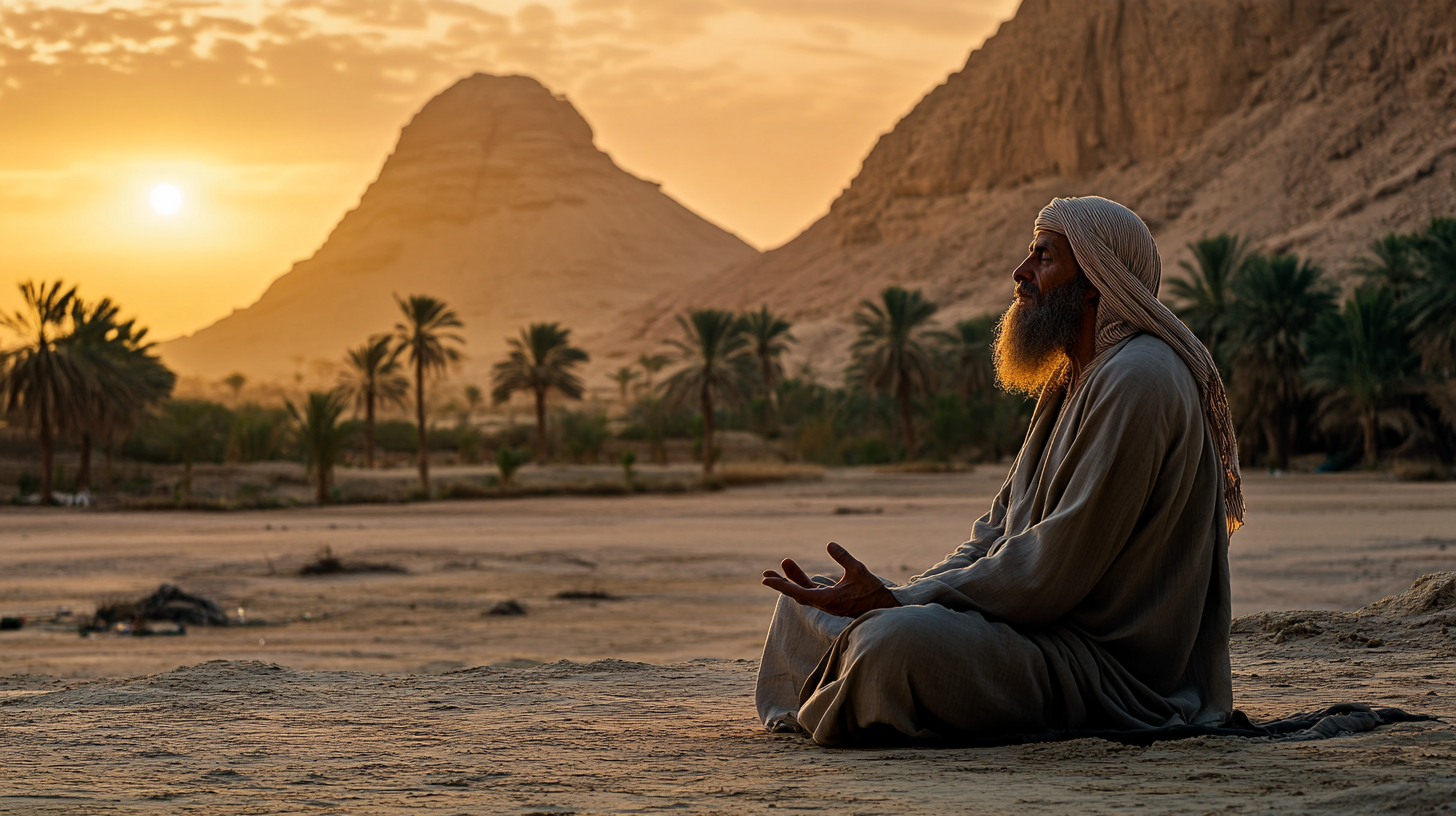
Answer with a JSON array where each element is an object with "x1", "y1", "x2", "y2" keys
[{"x1": 2, "y1": 468, "x2": 1456, "y2": 813}]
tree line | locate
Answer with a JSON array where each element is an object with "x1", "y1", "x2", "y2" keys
[
  {"x1": 1168, "y1": 218, "x2": 1456, "y2": 471},
  {"x1": 0, "y1": 282, "x2": 175, "y2": 502},
  {"x1": 4, "y1": 216, "x2": 1454, "y2": 505}
]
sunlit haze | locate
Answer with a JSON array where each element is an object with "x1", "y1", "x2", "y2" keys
[{"x1": 0, "y1": 0, "x2": 1018, "y2": 341}]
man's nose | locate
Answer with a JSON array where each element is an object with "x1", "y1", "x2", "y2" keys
[{"x1": 1012, "y1": 257, "x2": 1034, "y2": 284}]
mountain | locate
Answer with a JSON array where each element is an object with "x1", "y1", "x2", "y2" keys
[
  {"x1": 611, "y1": 0, "x2": 1456, "y2": 380},
  {"x1": 159, "y1": 74, "x2": 756, "y2": 387}
]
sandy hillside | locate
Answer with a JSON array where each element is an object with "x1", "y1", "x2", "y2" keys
[
  {"x1": 157, "y1": 74, "x2": 756, "y2": 388},
  {"x1": 2, "y1": 470, "x2": 1456, "y2": 812},
  {"x1": 612, "y1": 0, "x2": 1456, "y2": 379}
]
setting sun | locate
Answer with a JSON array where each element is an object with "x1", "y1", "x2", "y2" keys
[{"x1": 149, "y1": 184, "x2": 182, "y2": 215}]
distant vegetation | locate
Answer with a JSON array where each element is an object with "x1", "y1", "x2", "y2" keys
[
  {"x1": 1173, "y1": 218, "x2": 1456, "y2": 471},
  {"x1": 1, "y1": 281, "x2": 175, "y2": 504},
  {"x1": 4, "y1": 216, "x2": 1455, "y2": 505}
]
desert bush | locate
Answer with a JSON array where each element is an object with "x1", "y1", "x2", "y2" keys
[
  {"x1": 496, "y1": 446, "x2": 531, "y2": 486},
  {"x1": 556, "y1": 408, "x2": 610, "y2": 463},
  {"x1": 228, "y1": 404, "x2": 289, "y2": 462},
  {"x1": 123, "y1": 400, "x2": 234, "y2": 464},
  {"x1": 373, "y1": 420, "x2": 419, "y2": 453}
]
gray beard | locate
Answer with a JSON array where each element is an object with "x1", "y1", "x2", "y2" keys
[{"x1": 992, "y1": 275, "x2": 1093, "y2": 397}]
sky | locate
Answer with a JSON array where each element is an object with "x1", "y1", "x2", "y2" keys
[{"x1": 0, "y1": 0, "x2": 1018, "y2": 341}]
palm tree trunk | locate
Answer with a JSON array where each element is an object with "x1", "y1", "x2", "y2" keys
[
  {"x1": 1362, "y1": 410, "x2": 1378, "y2": 466},
  {"x1": 534, "y1": 387, "x2": 548, "y2": 464},
  {"x1": 182, "y1": 457, "x2": 193, "y2": 504},
  {"x1": 415, "y1": 356, "x2": 429, "y2": 495},
  {"x1": 103, "y1": 431, "x2": 115, "y2": 491},
  {"x1": 365, "y1": 390, "x2": 377, "y2": 469},
  {"x1": 702, "y1": 384, "x2": 716, "y2": 476},
  {"x1": 317, "y1": 464, "x2": 330, "y2": 505},
  {"x1": 38, "y1": 401, "x2": 54, "y2": 504},
  {"x1": 1276, "y1": 405, "x2": 1291, "y2": 471},
  {"x1": 759, "y1": 353, "x2": 778, "y2": 430},
  {"x1": 898, "y1": 380, "x2": 916, "y2": 460},
  {"x1": 77, "y1": 432, "x2": 92, "y2": 493}
]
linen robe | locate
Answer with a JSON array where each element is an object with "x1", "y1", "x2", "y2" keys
[{"x1": 756, "y1": 334, "x2": 1232, "y2": 745}]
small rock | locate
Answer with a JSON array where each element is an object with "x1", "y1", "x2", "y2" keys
[{"x1": 486, "y1": 600, "x2": 525, "y2": 616}]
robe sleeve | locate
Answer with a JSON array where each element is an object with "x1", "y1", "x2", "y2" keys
[{"x1": 890, "y1": 358, "x2": 1180, "y2": 626}]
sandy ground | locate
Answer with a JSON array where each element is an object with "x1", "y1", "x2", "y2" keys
[{"x1": 2, "y1": 467, "x2": 1456, "y2": 813}]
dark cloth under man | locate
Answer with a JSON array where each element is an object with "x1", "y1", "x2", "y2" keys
[{"x1": 756, "y1": 196, "x2": 1245, "y2": 746}]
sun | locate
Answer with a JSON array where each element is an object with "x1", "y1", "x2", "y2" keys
[{"x1": 150, "y1": 184, "x2": 183, "y2": 215}]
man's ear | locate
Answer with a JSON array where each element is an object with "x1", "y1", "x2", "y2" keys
[{"x1": 1084, "y1": 283, "x2": 1100, "y2": 304}]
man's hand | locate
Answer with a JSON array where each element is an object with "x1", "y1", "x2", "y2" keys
[{"x1": 762, "y1": 542, "x2": 902, "y2": 619}]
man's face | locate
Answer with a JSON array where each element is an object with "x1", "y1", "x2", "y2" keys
[
  {"x1": 992, "y1": 230, "x2": 1095, "y2": 396},
  {"x1": 1012, "y1": 230, "x2": 1082, "y2": 302}
]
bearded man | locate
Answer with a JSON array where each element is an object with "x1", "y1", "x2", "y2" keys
[{"x1": 756, "y1": 196, "x2": 1243, "y2": 746}]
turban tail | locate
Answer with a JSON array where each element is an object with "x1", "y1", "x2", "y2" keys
[{"x1": 1034, "y1": 196, "x2": 1244, "y2": 535}]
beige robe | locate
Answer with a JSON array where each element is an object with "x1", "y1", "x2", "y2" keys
[{"x1": 756, "y1": 334, "x2": 1232, "y2": 745}]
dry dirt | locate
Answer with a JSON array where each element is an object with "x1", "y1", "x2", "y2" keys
[{"x1": 2, "y1": 468, "x2": 1456, "y2": 813}]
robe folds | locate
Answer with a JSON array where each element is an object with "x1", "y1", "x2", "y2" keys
[{"x1": 756, "y1": 334, "x2": 1233, "y2": 746}]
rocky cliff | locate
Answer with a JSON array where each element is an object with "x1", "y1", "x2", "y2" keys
[
  {"x1": 614, "y1": 0, "x2": 1456, "y2": 379},
  {"x1": 160, "y1": 74, "x2": 756, "y2": 386}
]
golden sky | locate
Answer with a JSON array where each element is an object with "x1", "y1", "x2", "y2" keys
[{"x1": 0, "y1": 0, "x2": 1017, "y2": 341}]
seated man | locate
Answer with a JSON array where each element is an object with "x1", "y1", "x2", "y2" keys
[{"x1": 757, "y1": 196, "x2": 1243, "y2": 746}]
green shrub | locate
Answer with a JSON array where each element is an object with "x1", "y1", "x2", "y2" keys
[
  {"x1": 558, "y1": 409, "x2": 610, "y2": 463},
  {"x1": 229, "y1": 405, "x2": 289, "y2": 462},
  {"x1": 620, "y1": 450, "x2": 637, "y2": 488},
  {"x1": 123, "y1": 400, "x2": 234, "y2": 464},
  {"x1": 496, "y1": 446, "x2": 531, "y2": 486},
  {"x1": 426, "y1": 425, "x2": 462, "y2": 451},
  {"x1": 848, "y1": 436, "x2": 895, "y2": 465},
  {"x1": 374, "y1": 420, "x2": 419, "y2": 453}
]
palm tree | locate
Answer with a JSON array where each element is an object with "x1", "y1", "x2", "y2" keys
[
  {"x1": 849, "y1": 286, "x2": 939, "y2": 458},
  {"x1": 637, "y1": 353, "x2": 670, "y2": 392},
  {"x1": 1307, "y1": 287, "x2": 1421, "y2": 466},
  {"x1": 1352, "y1": 233, "x2": 1422, "y2": 301},
  {"x1": 62, "y1": 297, "x2": 173, "y2": 492},
  {"x1": 393, "y1": 294, "x2": 464, "y2": 495},
  {"x1": 287, "y1": 390, "x2": 351, "y2": 505},
  {"x1": 1226, "y1": 254, "x2": 1336, "y2": 469},
  {"x1": 0, "y1": 281, "x2": 80, "y2": 503},
  {"x1": 934, "y1": 315, "x2": 997, "y2": 402},
  {"x1": 609, "y1": 366, "x2": 640, "y2": 405},
  {"x1": 490, "y1": 323, "x2": 590, "y2": 463},
  {"x1": 1408, "y1": 218, "x2": 1456, "y2": 372},
  {"x1": 661, "y1": 309, "x2": 753, "y2": 475},
  {"x1": 338, "y1": 334, "x2": 409, "y2": 469},
  {"x1": 463, "y1": 385, "x2": 484, "y2": 418},
  {"x1": 223, "y1": 373, "x2": 247, "y2": 400},
  {"x1": 1165, "y1": 234, "x2": 1246, "y2": 368},
  {"x1": 737, "y1": 306, "x2": 795, "y2": 399}
]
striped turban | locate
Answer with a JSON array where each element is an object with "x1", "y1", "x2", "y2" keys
[{"x1": 1034, "y1": 196, "x2": 1244, "y2": 535}]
